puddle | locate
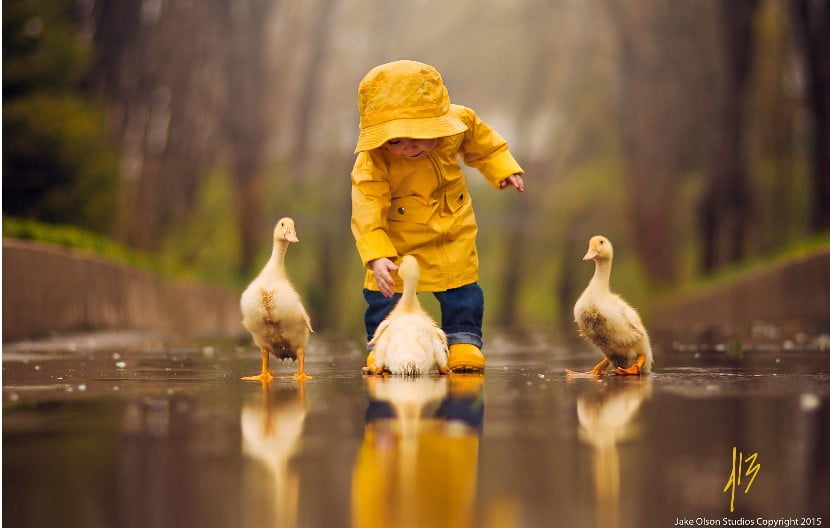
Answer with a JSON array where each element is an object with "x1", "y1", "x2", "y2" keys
[{"x1": 3, "y1": 333, "x2": 829, "y2": 527}]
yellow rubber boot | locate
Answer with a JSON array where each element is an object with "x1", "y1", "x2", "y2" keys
[
  {"x1": 448, "y1": 343, "x2": 485, "y2": 372},
  {"x1": 449, "y1": 371, "x2": 485, "y2": 396},
  {"x1": 362, "y1": 350, "x2": 376, "y2": 373}
]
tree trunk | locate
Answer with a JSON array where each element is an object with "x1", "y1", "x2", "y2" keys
[
  {"x1": 494, "y1": 0, "x2": 557, "y2": 329},
  {"x1": 603, "y1": 0, "x2": 698, "y2": 283},
  {"x1": 223, "y1": 0, "x2": 276, "y2": 273},
  {"x1": 790, "y1": 0, "x2": 830, "y2": 232},
  {"x1": 291, "y1": 0, "x2": 335, "y2": 169},
  {"x1": 699, "y1": 0, "x2": 759, "y2": 272},
  {"x1": 89, "y1": 0, "x2": 276, "y2": 263}
]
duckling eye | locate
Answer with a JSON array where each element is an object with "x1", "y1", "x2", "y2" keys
[{"x1": 599, "y1": 240, "x2": 604, "y2": 245}]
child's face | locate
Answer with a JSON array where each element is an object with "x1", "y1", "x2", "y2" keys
[{"x1": 383, "y1": 138, "x2": 438, "y2": 161}]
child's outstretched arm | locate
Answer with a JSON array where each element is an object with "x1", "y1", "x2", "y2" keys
[
  {"x1": 455, "y1": 106, "x2": 525, "y2": 190},
  {"x1": 499, "y1": 173, "x2": 525, "y2": 193}
]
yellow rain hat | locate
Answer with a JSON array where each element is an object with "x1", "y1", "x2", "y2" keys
[{"x1": 355, "y1": 60, "x2": 468, "y2": 153}]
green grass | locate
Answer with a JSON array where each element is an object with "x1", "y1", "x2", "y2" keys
[
  {"x1": 2, "y1": 217, "x2": 199, "y2": 282},
  {"x1": 662, "y1": 232, "x2": 830, "y2": 299}
]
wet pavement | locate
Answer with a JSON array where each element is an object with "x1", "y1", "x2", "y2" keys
[{"x1": 3, "y1": 330, "x2": 829, "y2": 528}]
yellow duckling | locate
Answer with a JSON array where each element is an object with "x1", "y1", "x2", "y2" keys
[
  {"x1": 365, "y1": 256, "x2": 449, "y2": 376},
  {"x1": 567, "y1": 235, "x2": 653, "y2": 376},
  {"x1": 241, "y1": 217, "x2": 313, "y2": 382}
]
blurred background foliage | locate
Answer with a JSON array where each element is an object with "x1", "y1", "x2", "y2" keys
[{"x1": 3, "y1": 0, "x2": 829, "y2": 338}]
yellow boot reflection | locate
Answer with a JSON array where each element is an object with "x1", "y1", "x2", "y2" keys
[
  {"x1": 574, "y1": 376, "x2": 651, "y2": 528},
  {"x1": 352, "y1": 375, "x2": 484, "y2": 528},
  {"x1": 241, "y1": 382, "x2": 308, "y2": 527}
]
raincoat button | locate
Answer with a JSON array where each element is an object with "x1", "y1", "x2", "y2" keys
[{"x1": 397, "y1": 207, "x2": 405, "y2": 215}]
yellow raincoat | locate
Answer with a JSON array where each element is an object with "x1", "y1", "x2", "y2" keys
[{"x1": 351, "y1": 104, "x2": 524, "y2": 292}]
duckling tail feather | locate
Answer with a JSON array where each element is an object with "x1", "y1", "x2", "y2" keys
[{"x1": 400, "y1": 362, "x2": 420, "y2": 377}]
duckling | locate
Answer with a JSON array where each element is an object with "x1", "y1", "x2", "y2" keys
[
  {"x1": 567, "y1": 235, "x2": 653, "y2": 376},
  {"x1": 365, "y1": 255, "x2": 449, "y2": 376},
  {"x1": 241, "y1": 217, "x2": 313, "y2": 382},
  {"x1": 575, "y1": 378, "x2": 651, "y2": 525},
  {"x1": 241, "y1": 383, "x2": 307, "y2": 527},
  {"x1": 366, "y1": 376, "x2": 450, "y2": 443}
]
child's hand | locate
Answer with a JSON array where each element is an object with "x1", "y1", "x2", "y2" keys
[
  {"x1": 499, "y1": 173, "x2": 525, "y2": 193},
  {"x1": 370, "y1": 257, "x2": 398, "y2": 297}
]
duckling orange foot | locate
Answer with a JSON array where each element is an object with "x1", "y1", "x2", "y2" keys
[
  {"x1": 565, "y1": 369, "x2": 604, "y2": 377},
  {"x1": 612, "y1": 354, "x2": 646, "y2": 376},
  {"x1": 242, "y1": 371, "x2": 275, "y2": 383},
  {"x1": 285, "y1": 348, "x2": 312, "y2": 381},
  {"x1": 242, "y1": 349, "x2": 275, "y2": 382},
  {"x1": 612, "y1": 364, "x2": 641, "y2": 376},
  {"x1": 290, "y1": 371, "x2": 312, "y2": 381},
  {"x1": 287, "y1": 367, "x2": 312, "y2": 381},
  {"x1": 565, "y1": 357, "x2": 609, "y2": 376}
]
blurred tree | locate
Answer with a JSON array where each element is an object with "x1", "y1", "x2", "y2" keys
[
  {"x1": 89, "y1": 0, "x2": 218, "y2": 249},
  {"x1": 3, "y1": 0, "x2": 118, "y2": 230},
  {"x1": 604, "y1": 0, "x2": 718, "y2": 282},
  {"x1": 5, "y1": 0, "x2": 823, "y2": 335},
  {"x1": 698, "y1": 0, "x2": 760, "y2": 273},
  {"x1": 789, "y1": 0, "x2": 830, "y2": 232},
  {"x1": 162, "y1": 167, "x2": 242, "y2": 285},
  {"x1": 88, "y1": 0, "x2": 276, "y2": 270},
  {"x1": 494, "y1": 0, "x2": 558, "y2": 328},
  {"x1": 222, "y1": 0, "x2": 276, "y2": 273},
  {"x1": 291, "y1": 0, "x2": 335, "y2": 169},
  {"x1": 750, "y1": 1, "x2": 809, "y2": 253}
]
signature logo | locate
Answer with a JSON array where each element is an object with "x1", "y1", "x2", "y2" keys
[{"x1": 723, "y1": 446, "x2": 761, "y2": 512}]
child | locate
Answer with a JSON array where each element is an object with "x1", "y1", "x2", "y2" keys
[{"x1": 351, "y1": 60, "x2": 525, "y2": 372}]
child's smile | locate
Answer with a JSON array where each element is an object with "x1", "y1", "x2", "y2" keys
[{"x1": 383, "y1": 138, "x2": 438, "y2": 160}]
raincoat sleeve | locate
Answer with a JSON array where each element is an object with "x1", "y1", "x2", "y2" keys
[
  {"x1": 456, "y1": 105, "x2": 525, "y2": 189},
  {"x1": 351, "y1": 149, "x2": 399, "y2": 267}
]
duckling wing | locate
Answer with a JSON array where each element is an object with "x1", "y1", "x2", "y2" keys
[
  {"x1": 253, "y1": 286, "x2": 311, "y2": 355},
  {"x1": 602, "y1": 296, "x2": 646, "y2": 346},
  {"x1": 429, "y1": 323, "x2": 449, "y2": 368},
  {"x1": 368, "y1": 318, "x2": 391, "y2": 347},
  {"x1": 622, "y1": 308, "x2": 646, "y2": 337}
]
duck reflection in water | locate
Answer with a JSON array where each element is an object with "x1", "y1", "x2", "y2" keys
[
  {"x1": 240, "y1": 382, "x2": 308, "y2": 527},
  {"x1": 572, "y1": 376, "x2": 651, "y2": 528},
  {"x1": 352, "y1": 375, "x2": 484, "y2": 528}
]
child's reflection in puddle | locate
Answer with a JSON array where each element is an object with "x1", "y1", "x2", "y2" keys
[{"x1": 352, "y1": 375, "x2": 484, "y2": 528}]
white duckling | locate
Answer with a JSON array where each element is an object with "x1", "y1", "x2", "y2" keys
[
  {"x1": 241, "y1": 217, "x2": 313, "y2": 382},
  {"x1": 567, "y1": 235, "x2": 653, "y2": 376},
  {"x1": 365, "y1": 255, "x2": 449, "y2": 376},
  {"x1": 366, "y1": 376, "x2": 450, "y2": 447}
]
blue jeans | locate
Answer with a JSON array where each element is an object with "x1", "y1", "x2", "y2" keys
[
  {"x1": 365, "y1": 392, "x2": 483, "y2": 431},
  {"x1": 363, "y1": 282, "x2": 484, "y2": 349}
]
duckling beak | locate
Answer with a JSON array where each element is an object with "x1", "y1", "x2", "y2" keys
[
  {"x1": 583, "y1": 247, "x2": 599, "y2": 260},
  {"x1": 286, "y1": 232, "x2": 299, "y2": 243}
]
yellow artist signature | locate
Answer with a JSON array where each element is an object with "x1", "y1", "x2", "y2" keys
[{"x1": 723, "y1": 446, "x2": 761, "y2": 512}]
